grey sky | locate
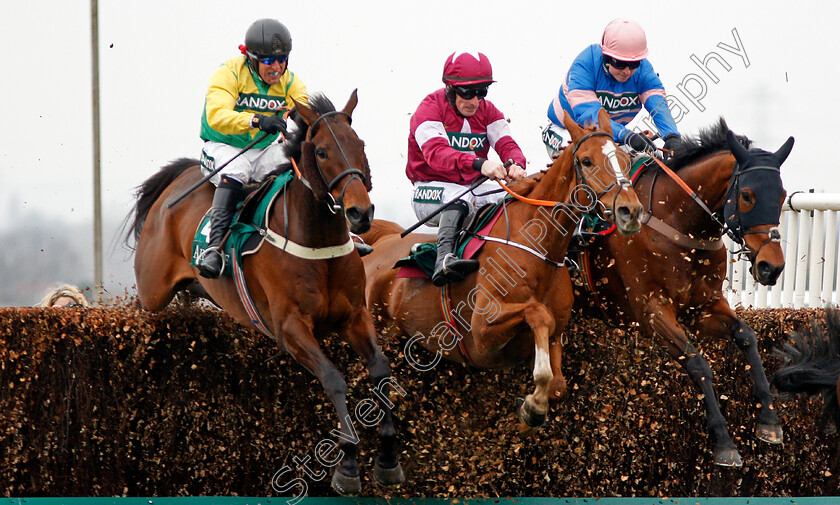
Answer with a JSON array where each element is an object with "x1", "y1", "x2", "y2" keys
[{"x1": 0, "y1": 1, "x2": 832, "y2": 287}]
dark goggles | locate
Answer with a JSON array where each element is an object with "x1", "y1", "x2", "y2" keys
[
  {"x1": 255, "y1": 53, "x2": 289, "y2": 65},
  {"x1": 452, "y1": 86, "x2": 489, "y2": 100},
  {"x1": 605, "y1": 56, "x2": 641, "y2": 70}
]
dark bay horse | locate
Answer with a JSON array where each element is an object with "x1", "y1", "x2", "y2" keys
[
  {"x1": 773, "y1": 309, "x2": 840, "y2": 434},
  {"x1": 362, "y1": 109, "x2": 643, "y2": 429},
  {"x1": 573, "y1": 119, "x2": 794, "y2": 466},
  {"x1": 126, "y1": 91, "x2": 403, "y2": 495}
]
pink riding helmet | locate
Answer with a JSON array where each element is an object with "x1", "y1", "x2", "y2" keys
[
  {"x1": 442, "y1": 51, "x2": 495, "y2": 86},
  {"x1": 600, "y1": 18, "x2": 649, "y2": 61}
]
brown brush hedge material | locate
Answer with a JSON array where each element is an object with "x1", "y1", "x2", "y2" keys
[{"x1": 0, "y1": 305, "x2": 837, "y2": 497}]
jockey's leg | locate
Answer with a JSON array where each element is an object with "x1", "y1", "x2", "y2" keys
[
  {"x1": 431, "y1": 200, "x2": 479, "y2": 286},
  {"x1": 197, "y1": 175, "x2": 245, "y2": 278}
]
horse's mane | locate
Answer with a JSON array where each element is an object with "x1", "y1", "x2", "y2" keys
[
  {"x1": 667, "y1": 118, "x2": 752, "y2": 170},
  {"x1": 274, "y1": 93, "x2": 337, "y2": 172},
  {"x1": 269, "y1": 92, "x2": 372, "y2": 190}
]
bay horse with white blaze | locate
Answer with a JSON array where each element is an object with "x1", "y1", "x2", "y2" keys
[
  {"x1": 126, "y1": 91, "x2": 403, "y2": 495},
  {"x1": 362, "y1": 109, "x2": 643, "y2": 428},
  {"x1": 572, "y1": 119, "x2": 794, "y2": 466}
]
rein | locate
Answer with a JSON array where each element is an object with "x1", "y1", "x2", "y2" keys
[{"x1": 473, "y1": 131, "x2": 624, "y2": 268}]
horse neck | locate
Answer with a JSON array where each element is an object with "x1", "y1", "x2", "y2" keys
[
  {"x1": 658, "y1": 151, "x2": 735, "y2": 231},
  {"x1": 270, "y1": 177, "x2": 350, "y2": 246},
  {"x1": 505, "y1": 151, "x2": 581, "y2": 254}
]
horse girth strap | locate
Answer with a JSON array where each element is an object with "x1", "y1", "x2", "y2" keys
[
  {"x1": 643, "y1": 214, "x2": 724, "y2": 251},
  {"x1": 261, "y1": 227, "x2": 355, "y2": 259}
]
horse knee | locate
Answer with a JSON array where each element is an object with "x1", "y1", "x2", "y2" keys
[
  {"x1": 683, "y1": 346, "x2": 715, "y2": 382},
  {"x1": 732, "y1": 323, "x2": 757, "y2": 351},
  {"x1": 321, "y1": 369, "x2": 348, "y2": 399}
]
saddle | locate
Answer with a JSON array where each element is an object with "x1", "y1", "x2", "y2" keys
[
  {"x1": 190, "y1": 171, "x2": 295, "y2": 276},
  {"x1": 394, "y1": 199, "x2": 510, "y2": 279}
]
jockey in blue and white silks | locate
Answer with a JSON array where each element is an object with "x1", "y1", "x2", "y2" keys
[{"x1": 544, "y1": 18, "x2": 681, "y2": 159}]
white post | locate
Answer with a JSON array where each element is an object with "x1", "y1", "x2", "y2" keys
[
  {"x1": 808, "y1": 207, "x2": 825, "y2": 308},
  {"x1": 822, "y1": 210, "x2": 837, "y2": 306},
  {"x1": 782, "y1": 210, "x2": 800, "y2": 307},
  {"x1": 769, "y1": 212, "x2": 789, "y2": 307},
  {"x1": 793, "y1": 210, "x2": 812, "y2": 309}
]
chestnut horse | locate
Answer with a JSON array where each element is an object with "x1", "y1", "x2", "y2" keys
[
  {"x1": 126, "y1": 92, "x2": 403, "y2": 495},
  {"x1": 362, "y1": 109, "x2": 643, "y2": 428},
  {"x1": 773, "y1": 308, "x2": 840, "y2": 433},
  {"x1": 573, "y1": 119, "x2": 794, "y2": 466}
]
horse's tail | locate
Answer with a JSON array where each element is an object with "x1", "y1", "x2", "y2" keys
[
  {"x1": 123, "y1": 157, "x2": 199, "y2": 250},
  {"x1": 772, "y1": 309, "x2": 840, "y2": 411},
  {"x1": 359, "y1": 219, "x2": 405, "y2": 246}
]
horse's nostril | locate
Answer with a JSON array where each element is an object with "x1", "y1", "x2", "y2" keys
[
  {"x1": 617, "y1": 206, "x2": 632, "y2": 222},
  {"x1": 346, "y1": 207, "x2": 362, "y2": 222}
]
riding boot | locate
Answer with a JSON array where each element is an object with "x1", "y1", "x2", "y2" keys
[
  {"x1": 354, "y1": 242, "x2": 374, "y2": 257},
  {"x1": 431, "y1": 201, "x2": 479, "y2": 287},
  {"x1": 197, "y1": 177, "x2": 245, "y2": 279}
]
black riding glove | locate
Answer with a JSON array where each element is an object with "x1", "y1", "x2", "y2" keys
[
  {"x1": 252, "y1": 114, "x2": 288, "y2": 136},
  {"x1": 625, "y1": 132, "x2": 656, "y2": 153},
  {"x1": 663, "y1": 134, "x2": 681, "y2": 155}
]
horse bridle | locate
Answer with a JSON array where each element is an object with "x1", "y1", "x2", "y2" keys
[
  {"x1": 306, "y1": 111, "x2": 368, "y2": 214},
  {"x1": 722, "y1": 164, "x2": 783, "y2": 265},
  {"x1": 570, "y1": 131, "x2": 632, "y2": 220}
]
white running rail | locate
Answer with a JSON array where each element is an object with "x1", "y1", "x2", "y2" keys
[{"x1": 724, "y1": 190, "x2": 840, "y2": 308}]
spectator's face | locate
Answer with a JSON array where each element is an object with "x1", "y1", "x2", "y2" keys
[{"x1": 52, "y1": 296, "x2": 80, "y2": 307}]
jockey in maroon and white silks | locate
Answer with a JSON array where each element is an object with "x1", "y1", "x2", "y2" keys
[
  {"x1": 405, "y1": 51, "x2": 527, "y2": 286},
  {"x1": 406, "y1": 88, "x2": 525, "y2": 186}
]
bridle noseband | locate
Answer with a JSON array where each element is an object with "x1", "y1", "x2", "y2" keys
[
  {"x1": 570, "y1": 131, "x2": 632, "y2": 220},
  {"x1": 306, "y1": 110, "x2": 368, "y2": 214}
]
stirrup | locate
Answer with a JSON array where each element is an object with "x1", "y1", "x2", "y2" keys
[{"x1": 196, "y1": 246, "x2": 226, "y2": 277}]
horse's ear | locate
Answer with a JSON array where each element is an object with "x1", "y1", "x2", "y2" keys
[
  {"x1": 290, "y1": 96, "x2": 318, "y2": 127},
  {"x1": 774, "y1": 136, "x2": 795, "y2": 164},
  {"x1": 563, "y1": 110, "x2": 584, "y2": 141},
  {"x1": 342, "y1": 89, "x2": 359, "y2": 117},
  {"x1": 300, "y1": 141, "x2": 328, "y2": 200},
  {"x1": 726, "y1": 129, "x2": 750, "y2": 165},
  {"x1": 597, "y1": 108, "x2": 613, "y2": 137}
]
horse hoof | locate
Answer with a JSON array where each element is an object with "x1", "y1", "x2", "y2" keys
[
  {"x1": 373, "y1": 461, "x2": 405, "y2": 487},
  {"x1": 331, "y1": 470, "x2": 361, "y2": 496},
  {"x1": 713, "y1": 447, "x2": 743, "y2": 468},
  {"x1": 756, "y1": 423, "x2": 784, "y2": 444},
  {"x1": 516, "y1": 397, "x2": 547, "y2": 428}
]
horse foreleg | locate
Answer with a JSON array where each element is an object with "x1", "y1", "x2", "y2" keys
[
  {"x1": 340, "y1": 308, "x2": 404, "y2": 488},
  {"x1": 279, "y1": 314, "x2": 361, "y2": 496},
  {"x1": 519, "y1": 304, "x2": 556, "y2": 429},
  {"x1": 548, "y1": 340, "x2": 567, "y2": 401},
  {"x1": 692, "y1": 299, "x2": 783, "y2": 444},
  {"x1": 646, "y1": 305, "x2": 742, "y2": 467}
]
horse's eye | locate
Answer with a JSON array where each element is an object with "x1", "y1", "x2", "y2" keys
[
  {"x1": 739, "y1": 188, "x2": 756, "y2": 212},
  {"x1": 580, "y1": 157, "x2": 593, "y2": 168},
  {"x1": 315, "y1": 148, "x2": 328, "y2": 159},
  {"x1": 740, "y1": 189, "x2": 754, "y2": 204}
]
